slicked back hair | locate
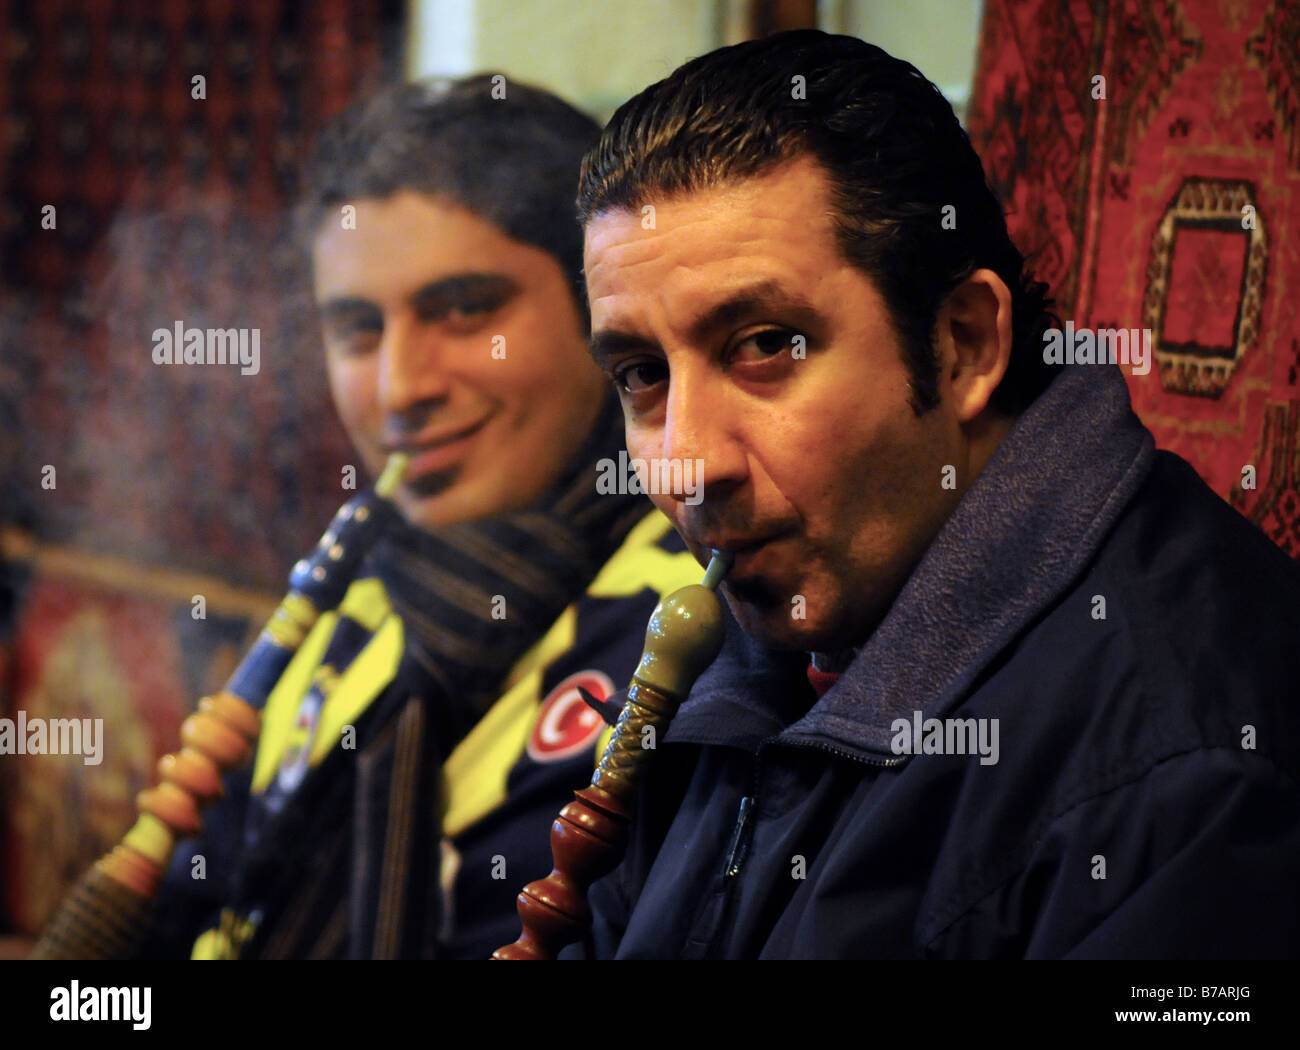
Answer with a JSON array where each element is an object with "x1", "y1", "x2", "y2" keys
[
  {"x1": 299, "y1": 74, "x2": 602, "y2": 328},
  {"x1": 577, "y1": 30, "x2": 1059, "y2": 415}
]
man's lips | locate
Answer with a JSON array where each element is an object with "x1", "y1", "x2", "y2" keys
[
  {"x1": 696, "y1": 533, "x2": 771, "y2": 555},
  {"x1": 693, "y1": 531, "x2": 787, "y2": 576},
  {"x1": 386, "y1": 418, "x2": 489, "y2": 482}
]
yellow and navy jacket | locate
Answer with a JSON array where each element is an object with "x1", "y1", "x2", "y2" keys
[{"x1": 161, "y1": 510, "x2": 699, "y2": 959}]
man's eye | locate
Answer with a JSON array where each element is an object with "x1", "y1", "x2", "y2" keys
[
  {"x1": 732, "y1": 328, "x2": 799, "y2": 362},
  {"x1": 325, "y1": 320, "x2": 381, "y2": 354},
  {"x1": 433, "y1": 296, "x2": 504, "y2": 327},
  {"x1": 450, "y1": 299, "x2": 495, "y2": 317},
  {"x1": 613, "y1": 360, "x2": 669, "y2": 394}
]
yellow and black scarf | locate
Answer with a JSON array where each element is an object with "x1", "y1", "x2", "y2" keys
[{"x1": 225, "y1": 396, "x2": 645, "y2": 958}]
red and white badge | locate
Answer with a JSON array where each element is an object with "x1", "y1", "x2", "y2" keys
[{"x1": 526, "y1": 670, "x2": 616, "y2": 763}]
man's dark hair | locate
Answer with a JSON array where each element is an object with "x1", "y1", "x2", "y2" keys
[
  {"x1": 299, "y1": 74, "x2": 601, "y2": 327},
  {"x1": 577, "y1": 30, "x2": 1060, "y2": 415}
]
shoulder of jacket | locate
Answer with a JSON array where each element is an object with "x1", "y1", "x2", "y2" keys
[{"x1": 922, "y1": 744, "x2": 1300, "y2": 953}]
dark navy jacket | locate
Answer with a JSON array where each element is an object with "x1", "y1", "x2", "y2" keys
[{"x1": 579, "y1": 365, "x2": 1300, "y2": 959}]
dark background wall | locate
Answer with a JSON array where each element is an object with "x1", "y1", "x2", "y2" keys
[{"x1": 0, "y1": 0, "x2": 404, "y2": 941}]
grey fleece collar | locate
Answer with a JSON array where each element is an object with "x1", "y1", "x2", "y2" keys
[{"x1": 667, "y1": 364, "x2": 1156, "y2": 758}]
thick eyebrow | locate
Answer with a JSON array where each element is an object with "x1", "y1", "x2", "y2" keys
[
  {"x1": 688, "y1": 280, "x2": 815, "y2": 342},
  {"x1": 408, "y1": 272, "x2": 519, "y2": 314},
  {"x1": 317, "y1": 296, "x2": 380, "y2": 326},
  {"x1": 316, "y1": 272, "x2": 520, "y2": 321},
  {"x1": 587, "y1": 329, "x2": 659, "y2": 367},
  {"x1": 588, "y1": 279, "x2": 820, "y2": 366}
]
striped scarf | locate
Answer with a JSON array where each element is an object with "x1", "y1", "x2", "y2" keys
[
  {"x1": 225, "y1": 395, "x2": 646, "y2": 958},
  {"x1": 366, "y1": 396, "x2": 647, "y2": 742}
]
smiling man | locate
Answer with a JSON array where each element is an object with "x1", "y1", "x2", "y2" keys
[
  {"x1": 573, "y1": 30, "x2": 1300, "y2": 958},
  {"x1": 313, "y1": 191, "x2": 606, "y2": 529},
  {"x1": 129, "y1": 76, "x2": 701, "y2": 960}
]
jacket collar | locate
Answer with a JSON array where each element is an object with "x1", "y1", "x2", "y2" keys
[{"x1": 666, "y1": 364, "x2": 1156, "y2": 758}]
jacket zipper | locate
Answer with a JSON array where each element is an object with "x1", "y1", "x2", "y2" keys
[
  {"x1": 723, "y1": 739, "x2": 903, "y2": 882},
  {"x1": 722, "y1": 739, "x2": 771, "y2": 884},
  {"x1": 707, "y1": 738, "x2": 905, "y2": 955},
  {"x1": 784, "y1": 737, "x2": 908, "y2": 769},
  {"x1": 702, "y1": 732, "x2": 904, "y2": 956},
  {"x1": 695, "y1": 746, "x2": 768, "y2": 959},
  {"x1": 728, "y1": 732, "x2": 899, "y2": 862},
  {"x1": 722, "y1": 795, "x2": 753, "y2": 879}
]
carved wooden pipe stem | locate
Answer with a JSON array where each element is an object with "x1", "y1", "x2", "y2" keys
[{"x1": 493, "y1": 549, "x2": 732, "y2": 960}]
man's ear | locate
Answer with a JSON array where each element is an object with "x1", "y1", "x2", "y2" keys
[{"x1": 937, "y1": 268, "x2": 1013, "y2": 424}]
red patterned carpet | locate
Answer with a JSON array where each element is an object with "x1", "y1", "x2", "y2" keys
[
  {"x1": 968, "y1": 0, "x2": 1300, "y2": 556},
  {"x1": 0, "y1": 1, "x2": 401, "y2": 938}
]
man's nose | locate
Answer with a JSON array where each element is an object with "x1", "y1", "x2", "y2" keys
[
  {"x1": 376, "y1": 314, "x2": 451, "y2": 418},
  {"x1": 659, "y1": 363, "x2": 748, "y2": 503}
]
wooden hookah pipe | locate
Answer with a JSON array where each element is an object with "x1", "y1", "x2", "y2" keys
[
  {"x1": 493, "y1": 549, "x2": 733, "y2": 960},
  {"x1": 30, "y1": 455, "x2": 409, "y2": 960}
]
